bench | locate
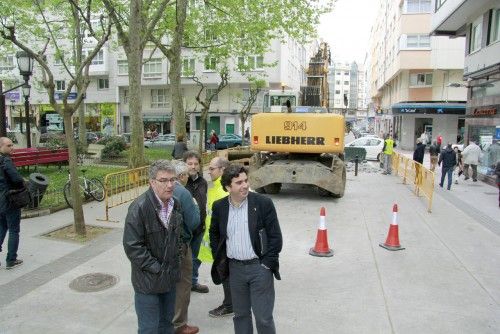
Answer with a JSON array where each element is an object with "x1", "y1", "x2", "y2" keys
[{"x1": 11, "y1": 148, "x2": 69, "y2": 168}]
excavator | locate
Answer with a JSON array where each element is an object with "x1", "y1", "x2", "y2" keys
[{"x1": 248, "y1": 42, "x2": 347, "y2": 197}]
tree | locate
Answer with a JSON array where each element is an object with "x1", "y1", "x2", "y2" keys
[
  {"x1": 236, "y1": 76, "x2": 266, "y2": 139},
  {"x1": 193, "y1": 68, "x2": 229, "y2": 152},
  {"x1": 102, "y1": 0, "x2": 172, "y2": 168},
  {"x1": 0, "y1": 0, "x2": 112, "y2": 236}
]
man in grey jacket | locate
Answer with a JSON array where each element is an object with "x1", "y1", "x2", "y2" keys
[{"x1": 123, "y1": 160, "x2": 184, "y2": 334}]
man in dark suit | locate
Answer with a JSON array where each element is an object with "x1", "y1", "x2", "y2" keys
[{"x1": 210, "y1": 164, "x2": 282, "y2": 334}]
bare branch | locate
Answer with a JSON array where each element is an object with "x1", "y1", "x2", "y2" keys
[{"x1": 142, "y1": 0, "x2": 173, "y2": 49}]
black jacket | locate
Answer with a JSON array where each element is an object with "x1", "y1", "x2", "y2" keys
[
  {"x1": 429, "y1": 144, "x2": 440, "y2": 156},
  {"x1": 438, "y1": 147, "x2": 457, "y2": 169},
  {"x1": 210, "y1": 192, "x2": 283, "y2": 285},
  {"x1": 413, "y1": 143, "x2": 425, "y2": 164},
  {"x1": 186, "y1": 173, "x2": 207, "y2": 236},
  {"x1": 123, "y1": 188, "x2": 183, "y2": 294},
  {"x1": 172, "y1": 142, "x2": 188, "y2": 160},
  {"x1": 0, "y1": 154, "x2": 25, "y2": 212}
]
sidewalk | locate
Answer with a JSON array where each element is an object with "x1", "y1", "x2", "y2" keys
[{"x1": 1, "y1": 164, "x2": 499, "y2": 333}]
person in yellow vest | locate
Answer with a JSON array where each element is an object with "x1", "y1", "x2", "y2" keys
[
  {"x1": 382, "y1": 134, "x2": 395, "y2": 175},
  {"x1": 198, "y1": 157, "x2": 234, "y2": 318}
]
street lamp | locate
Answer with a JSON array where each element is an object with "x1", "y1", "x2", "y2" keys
[
  {"x1": 22, "y1": 83, "x2": 31, "y2": 147},
  {"x1": 0, "y1": 50, "x2": 34, "y2": 139}
]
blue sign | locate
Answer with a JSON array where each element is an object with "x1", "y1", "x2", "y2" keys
[
  {"x1": 54, "y1": 92, "x2": 77, "y2": 100},
  {"x1": 5, "y1": 92, "x2": 20, "y2": 101},
  {"x1": 495, "y1": 126, "x2": 500, "y2": 140}
]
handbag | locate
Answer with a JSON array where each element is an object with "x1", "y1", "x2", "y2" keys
[{"x1": 7, "y1": 186, "x2": 31, "y2": 209}]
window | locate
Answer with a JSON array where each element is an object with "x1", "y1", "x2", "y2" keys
[
  {"x1": 54, "y1": 54, "x2": 64, "y2": 66},
  {"x1": 82, "y1": 49, "x2": 104, "y2": 65},
  {"x1": 182, "y1": 58, "x2": 195, "y2": 76},
  {"x1": 489, "y1": 9, "x2": 500, "y2": 44},
  {"x1": 404, "y1": 0, "x2": 431, "y2": 14},
  {"x1": 470, "y1": 16, "x2": 483, "y2": 53},
  {"x1": 117, "y1": 60, "x2": 128, "y2": 75},
  {"x1": 335, "y1": 99, "x2": 341, "y2": 105},
  {"x1": 435, "y1": 0, "x2": 447, "y2": 11},
  {"x1": 55, "y1": 80, "x2": 66, "y2": 91},
  {"x1": 206, "y1": 88, "x2": 219, "y2": 102},
  {"x1": 344, "y1": 81, "x2": 349, "y2": 85},
  {"x1": 143, "y1": 59, "x2": 162, "y2": 78},
  {"x1": 98, "y1": 78, "x2": 109, "y2": 90},
  {"x1": 335, "y1": 80, "x2": 340, "y2": 85},
  {"x1": 409, "y1": 73, "x2": 432, "y2": 87},
  {"x1": 204, "y1": 57, "x2": 217, "y2": 71},
  {"x1": 0, "y1": 55, "x2": 14, "y2": 72},
  {"x1": 242, "y1": 88, "x2": 250, "y2": 102},
  {"x1": 336, "y1": 72, "x2": 341, "y2": 75},
  {"x1": 335, "y1": 90, "x2": 340, "y2": 94},
  {"x1": 401, "y1": 34, "x2": 430, "y2": 48},
  {"x1": 204, "y1": 28, "x2": 216, "y2": 41},
  {"x1": 237, "y1": 56, "x2": 264, "y2": 71},
  {"x1": 151, "y1": 89, "x2": 169, "y2": 108},
  {"x1": 344, "y1": 71, "x2": 349, "y2": 75},
  {"x1": 123, "y1": 89, "x2": 128, "y2": 104}
]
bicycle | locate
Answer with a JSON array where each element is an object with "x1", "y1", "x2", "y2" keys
[{"x1": 63, "y1": 169, "x2": 105, "y2": 208}]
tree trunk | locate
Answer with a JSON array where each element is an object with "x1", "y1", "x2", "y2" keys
[
  {"x1": 63, "y1": 110, "x2": 86, "y2": 236},
  {"x1": 127, "y1": 0, "x2": 146, "y2": 168},
  {"x1": 168, "y1": 0, "x2": 188, "y2": 139},
  {"x1": 198, "y1": 109, "x2": 207, "y2": 153},
  {"x1": 77, "y1": 101, "x2": 86, "y2": 148}
]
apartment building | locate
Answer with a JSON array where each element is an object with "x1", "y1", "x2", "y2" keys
[
  {"x1": 328, "y1": 61, "x2": 368, "y2": 120},
  {"x1": 368, "y1": 0, "x2": 467, "y2": 150},
  {"x1": 432, "y1": 0, "x2": 500, "y2": 181},
  {"x1": 1, "y1": 36, "x2": 313, "y2": 139}
]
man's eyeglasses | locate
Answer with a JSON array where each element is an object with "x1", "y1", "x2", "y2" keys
[
  {"x1": 154, "y1": 177, "x2": 177, "y2": 184},
  {"x1": 208, "y1": 166, "x2": 220, "y2": 171}
]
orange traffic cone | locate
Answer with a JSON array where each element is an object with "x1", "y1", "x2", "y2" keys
[
  {"x1": 309, "y1": 207, "x2": 333, "y2": 257},
  {"x1": 379, "y1": 204, "x2": 405, "y2": 251}
]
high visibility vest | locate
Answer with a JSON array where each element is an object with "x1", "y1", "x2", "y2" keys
[
  {"x1": 384, "y1": 138, "x2": 394, "y2": 155},
  {"x1": 198, "y1": 177, "x2": 227, "y2": 263}
]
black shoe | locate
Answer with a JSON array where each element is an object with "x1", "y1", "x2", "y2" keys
[
  {"x1": 6, "y1": 259, "x2": 23, "y2": 270},
  {"x1": 464, "y1": 177, "x2": 470, "y2": 180},
  {"x1": 191, "y1": 283, "x2": 209, "y2": 293},
  {"x1": 208, "y1": 305, "x2": 233, "y2": 318},
  {"x1": 473, "y1": 179, "x2": 477, "y2": 182},
  {"x1": 439, "y1": 184, "x2": 443, "y2": 188}
]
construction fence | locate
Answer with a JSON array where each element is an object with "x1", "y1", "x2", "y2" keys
[
  {"x1": 99, "y1": 147, "x2": 249, "y2": 221},
  {"x1": 391, "y1": 152, "x2": 435, "y2": 212}
]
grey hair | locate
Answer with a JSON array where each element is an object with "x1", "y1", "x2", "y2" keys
[
  {"x1": 149, "y1": 160, "x2": 176, "y2": 179},
  {"x1": 173, "y1": 161, "x2": 189, "y2": 176},
  {"x1": 213, "y1": 156, "x2": 230, "y2": 169}
]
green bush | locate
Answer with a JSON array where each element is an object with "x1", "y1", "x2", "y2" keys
[{"x1": 102, "y1": 136, "x2": 127, "y2": 157}]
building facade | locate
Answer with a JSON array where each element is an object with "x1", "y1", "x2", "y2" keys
[
  {"x1": 368, "y1": 0, "x2": 468, "y2": 150},
  {"x1": 1, "y1": 35, "x2": 313, "y2": 141},
  {"x1": 432, "y1": 0, "x2": 500, "y2": 182}
]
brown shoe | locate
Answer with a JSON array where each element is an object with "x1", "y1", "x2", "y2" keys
[
  {"x1": 191, "y1": 283, "x2": 209, "y2": 293},
  {"x1": 175, "y1": 324, "x2": 199, "y2": 334}
]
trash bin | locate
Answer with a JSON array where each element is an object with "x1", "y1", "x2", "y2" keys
[{"x1": 28, "y1": 173, "x2": 49, "y2": 208}]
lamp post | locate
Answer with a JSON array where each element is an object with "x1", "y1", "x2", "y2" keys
[
  {"x1": 22, "y1": 83, "x2": 31, "y2": 147},
  {"x1": 0, "y1": 51, "x2": 34, "y2": 139}
]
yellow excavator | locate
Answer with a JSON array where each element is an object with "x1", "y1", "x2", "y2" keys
[{"x1": 248, "y1": 42, "x2": 347, "y2": 197}]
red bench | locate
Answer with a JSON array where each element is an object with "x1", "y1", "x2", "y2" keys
[{"x1": 11, "y1": 148, "x2": 69, "y2": 167}]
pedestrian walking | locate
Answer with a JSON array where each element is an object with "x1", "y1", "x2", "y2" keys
[
  {"x1": 123, "y1": 160, "x2": 183, "y2": 334},
  {"x1": 0, "y1": 137, "x2": 25, "y2": 270},
  {"x1": 172, "y1": 161, "x2": 201, "y2": 334},
  {"x1": 462, "y1": 139, "x2": 481, "y2": 182},
  {"x1": 413, "y1": 138, "x2": 425, "y2": 185},
  {"x1": 209, "y1": 131, "x2": 219, "y2": 151},
  {"x1": 182, "y1": 151, "x2": 209, "y2": 294},
  {"x1": 201, "y1": 157, "x2": 234, "y2": 318},
  {"x1": 382, "y1": 134, "x2": 395, "y2": 175},
  {"x1": 437, "y1": 134, "x2": 443, "y2": 147},
  {"x1": 429, "y1": 140, "x2": 440, "y2": 172},
  {"x1": 172, "y1": 134, "x2": 188, "y2": 160},
  {"x1": 210, "y1": 164, "x2": 283, "y2": 334},
  {"x1": 496, "y1": 161, "x2": 500, "y2": 207},
  {"x1": 454, "y1": 147, "x2": 463, "y2": 184},
  {"x1": 438, "y1": 144, "x2": 457, "y2": 190}
]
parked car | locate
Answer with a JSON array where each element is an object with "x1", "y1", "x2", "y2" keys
[
  {"x1": 208, "y1": 133, "x2": 246, "y2": 149},
  {"x1": 345, "y1": 136, "x2": 384, "y2": 160},
  {"x1": 144, "y1": 134, "x2": 176, "y2": 148}
]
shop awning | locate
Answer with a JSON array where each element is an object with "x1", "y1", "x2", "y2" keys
[{"x1": 143, "y1": 114, "x2": 172, "y2": 122}]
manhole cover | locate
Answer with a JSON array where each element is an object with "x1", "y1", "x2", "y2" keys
[{"x1": 69, "y1": 273, "x2": 118, "y2": 292}]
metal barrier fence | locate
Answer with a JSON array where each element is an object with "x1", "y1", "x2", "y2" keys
[
  {"x1": 99, "y1": 150, "x2": 225, "y2": 222},
  {"x1": 392, "y1": 152, "x2": 435, "y2": 212}
]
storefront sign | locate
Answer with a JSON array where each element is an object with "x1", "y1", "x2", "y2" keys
[
  {"x1": 392, "y1": 104, "x2": 465, "y2": 115},
  {"x1": 472, "y1": 108, "x2": 497, "y2": 116},
  {"x1": 5, "y1": 92, "x2": 20, "y2": 101},
  {"x1": 54, "y1": 92, "x2": 77, "y2": 100}
]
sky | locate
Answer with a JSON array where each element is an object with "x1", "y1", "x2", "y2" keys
[{"x1": 317, "y1": 0, "x2": 379, "y2": 65}]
